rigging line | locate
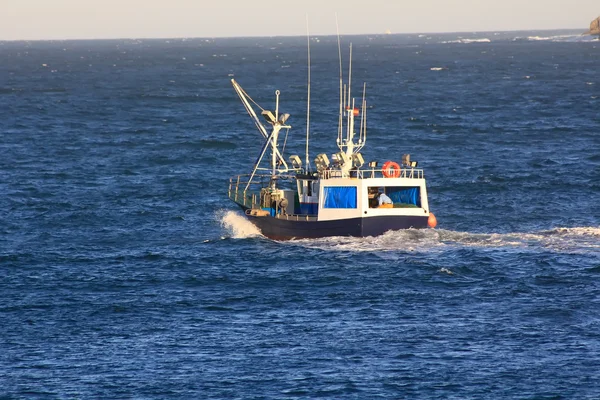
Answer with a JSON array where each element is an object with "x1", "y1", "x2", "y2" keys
[
  {"x1": 239, "y1": 85, "x2": 266, "y2": 112},
  {"x1": 245, "y1": 127, "x2": 278, "y2": 192},
  {"x1": 306, "y1": 15, "x2": 311, "y2": 171},
  {"x1": 234, "y1": 88, "x2": 266, "y2": 136},
  {"x1": 280, "y1": 127, "x2": 290, "y2": 166}
]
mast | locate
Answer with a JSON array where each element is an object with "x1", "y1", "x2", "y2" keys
[
  {"x1": 336, "y1": 15, "x2": 343, "y2": 147},
  {"x1": 334, "y1": 42, "x2": 367, "y2": 177},
  {"x1": 348, "y1": 43, "x2": 352, "y2": 110},
  {"x1": 272, "y1": 90, "x2": 280, "y2": 177},
  {"x1": 358, "y1": 82, "x2": 367, "y2": 152},
  {"x1": 306, "y1": 16, "x2": 311, "y2": 172},
  {"x1": 345, "y1": 44, "x2": 354, "y2": 157}
]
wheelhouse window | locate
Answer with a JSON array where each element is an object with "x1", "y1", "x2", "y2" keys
[
  {"x1": 368, "y1": 186, "x2": 421, "y2": 208},
  {"x1": 323, "y1": 186, "x2": 357, "y2": 209}
]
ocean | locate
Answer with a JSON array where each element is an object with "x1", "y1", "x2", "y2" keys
[{"x1": 1, "y1": 30, "x2": 599, "y2": 398}]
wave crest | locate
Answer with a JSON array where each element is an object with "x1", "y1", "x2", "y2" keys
[
  {"x1": 441, "y1": 38, "x2": 491, "y2": 44},
  {"x1": 219, "y1": 210, "x2": 261, "y2": 239},
  {"x1": 519, "y1": 34, "x2": 592, "y2": 43}
]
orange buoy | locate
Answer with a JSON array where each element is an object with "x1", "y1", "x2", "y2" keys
[
  {"x1": 345, "y1": 106, "x2": 360, "y2": 116},
  {"x1": 428, "y1": 212, "x2": 437, "y2": 228},
  {"x1": 382, "y1": 161, "x2": 401, "y2": 178}
]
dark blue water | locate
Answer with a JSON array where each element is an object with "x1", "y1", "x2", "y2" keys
[{"x1": 1, "y1": 30, "x2": 599, "y2": 398}]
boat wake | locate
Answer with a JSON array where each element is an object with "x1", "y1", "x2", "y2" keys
[
  {"x1": 218, "y1": 210, "x2": 600, "y2": 254},
  {"x1": 289, "y1": 227, "x2": 600, "y2": 254}
]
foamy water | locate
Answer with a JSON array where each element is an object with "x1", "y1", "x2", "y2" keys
[
  {"x1": 441, "y1": 38, "x2": 492, "y2": 44},
  {"x1": 519, "y1": 34, "x2": 593, "y2": 42},
  {"x1": 219, "y1": 210, "x2": 261, "y2": 238},
  {"x1": 219, "y1": 211, "x2": 600, "y2": 254}
]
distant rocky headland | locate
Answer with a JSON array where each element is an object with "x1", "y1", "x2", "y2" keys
[{"x1": 585, "y1": 16, "x2": 600, "y2": 36}]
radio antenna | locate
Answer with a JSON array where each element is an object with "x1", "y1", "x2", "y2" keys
[
  {"x1": 336, "y1": 14, "x2": 343, "y2": 146},
  {"x1": 305, "y1": 15, "x2": 311, "y2": 172}
]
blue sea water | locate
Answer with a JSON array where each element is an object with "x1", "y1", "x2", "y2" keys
[{"x1": 1, "y1": 30, "x2": 599, "y2": 398}]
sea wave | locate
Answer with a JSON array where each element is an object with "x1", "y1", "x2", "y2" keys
[
  {"x1": 542, "y1": 226, "x2": 600, "y2": 237},
  {"x1": 0, "y1": 87, "x2": 24, "y2": 94},
  {"x1": 198, "y1": 139, "x2": 238, "y2": 150},
  {"x1": 441, "y1": 38, "x2": 491, "y2": 44},
  {"x1": 517, "y1": 34, "x2": 592, "y2": 43},
  {"x1": 219, "y1": 210, "x2": 261, "y2": 239}
]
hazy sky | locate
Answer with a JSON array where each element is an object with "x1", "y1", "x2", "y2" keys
[{"x1": 2, "y1": 0, "x2": 598, "y2": 40}]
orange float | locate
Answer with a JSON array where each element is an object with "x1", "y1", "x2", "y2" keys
[
  {"x1": 345, "y1": 106, "x2": 360, "y2": 116},
  {"x1": 428, "y1": 212, "x2": 437, "y2": 228},
  {"x1": 382, "y1": 161, "x2": 401, "y2": 178}
]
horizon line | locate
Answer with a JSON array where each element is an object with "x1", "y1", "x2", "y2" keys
[{"x1": 0, "y1": 27, "x2": 589, "y2": 43}]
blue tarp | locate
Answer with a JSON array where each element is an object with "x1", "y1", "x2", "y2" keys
[
  {"x1": 388, "y1": 187, "x2": 420, "y2": 207},
  {"x1": 323, "y1": 186, "x2": 357, "y2": 209},
  {"x1": 300, "y1": 203, "x2": 318, "y2": 215}
]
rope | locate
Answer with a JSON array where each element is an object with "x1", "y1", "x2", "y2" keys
[
  {"x1": 238, "y1": 85, "x2": 265, "y2": 112},
  {"x1": 281, "y1": 128, "x2": 289, "y2": 156},
  {"x1": 277, "y1": 128, "x2": 290, "y2": 167}
]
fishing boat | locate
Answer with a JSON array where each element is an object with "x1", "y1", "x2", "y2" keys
[{"x1": 227, "y1": 44, "x2": 436, "y2": 240}]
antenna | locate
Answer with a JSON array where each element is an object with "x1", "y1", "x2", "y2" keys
[
  {"x1": 305, "y1": 15, "x2": 311, "y2": 172},
  {"x1": 345, "y1": 43, "x2": 353, "y2": 143},
  {"x1": 359, "y1": 82, "x2": 366, "y2": 150},
  {"x1": 342, "y1": 83, "x2": 347, "y2": 151},
  {"x1": 336, "y1": 14, "x2": 343, "y2": 146},
  {"x1": 348, "y1": 42, "x2": 352, "y2": 108}
]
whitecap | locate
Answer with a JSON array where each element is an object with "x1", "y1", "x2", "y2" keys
[
  {"x1": 527, "y1": 34, "x2": 583, "y2": 42},
  {"x1": 544, "y1": 227, "x2": 600, "y2": 237},
  {"x1": 218, "y1": 210, "x2": 262, "y2": 239},
  {"x1": 441, "y1": 38, "x2": 491, "y2": 44},
  {"x1": 461, "y1": 38, "x2": 491, "y2": 43},
  {"x1": 528, "y1": 36, "x2": 551, "y2": 41}
]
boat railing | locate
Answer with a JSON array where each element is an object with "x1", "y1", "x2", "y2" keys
[
  {"x1": 229, "y1": 174, "x2": 320, "y2": 220},
  {"x1": 228, "y1": 174, "x2": 261, "y2": 208},
  {"x1": 274, "y1": 214, "x2": 318, "y2": 222},
  {"x1": 228, "y1": 173, "x2": 297, "y2": 209},
  {"x1": 321, "y1": 167, "x2": 424, "y2": 180},
  {"x1": 229, "y1": 168, "x2": 425, "y2": 205}
]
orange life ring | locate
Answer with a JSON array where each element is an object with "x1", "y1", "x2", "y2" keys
[{"x1": 382, "y1": 161, "x2": 401, "y2": 178}]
